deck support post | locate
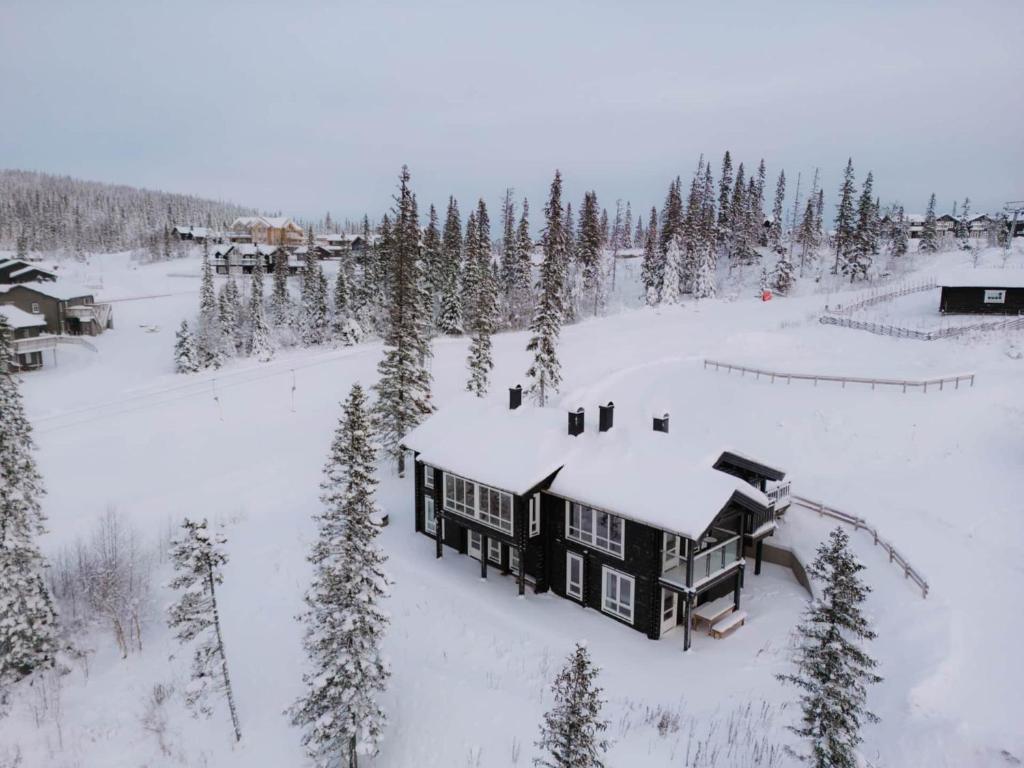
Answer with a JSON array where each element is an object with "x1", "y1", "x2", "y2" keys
[
  {"x1": 682, "y1": 595, "x2": 692, "y2": 652},
  {"x1": 480, "y1": 534, "x2": 488, "y2": 579},
  {"x1": 733, "y1": 571, "x2": 742, "y2": 611},
  {"x1": 517, "y1": 547, "x2": 526, "y2": 596},
  {"x1": 754, "y1": 539, "x2": 764, "y2": 575},
  {"x1": 435, "y1": 513, "x2": 443, "y2": 559}
]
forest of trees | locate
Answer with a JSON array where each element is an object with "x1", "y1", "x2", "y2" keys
[{"x1": 0, "y1": 169, "x2": 255, "y2": 256}]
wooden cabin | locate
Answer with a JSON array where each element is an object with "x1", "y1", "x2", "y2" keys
[
  {"x1": 229, "y1": 216, "x2": 304, "y2": 246},
  {"x1": 0, "y1": 305, "x2": 50, "y2": 370},
  {"x1": 939, "y1": 269, "x2": 1024, "y2": 315},
  {"x1": 0, "y1": 259, "x2": 57, "y2": 284},
  {"x1": 0, "y1": 282, "x2": 112, "y2": 336},
  {"x1": 402, "y1": 391, "x2": 790, "y2": 651}
]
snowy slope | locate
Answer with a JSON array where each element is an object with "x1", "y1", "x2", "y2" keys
[{"x1": 2, "y1": 245, "x2": 1023, "y2": 766}]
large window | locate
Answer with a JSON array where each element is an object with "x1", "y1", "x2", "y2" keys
[
  {"x1": 567, "y1": 502, "x2": 624, "y2": 558},
  {"x1": 424, "y1": 465, "x2": 435, "y2": 490},
  {"x1": 529, "y1": 494, "x2": 540, "y2": 537},
  {"x1": 444, "y1": 473, "x2": 513, "y2": 535},
  {"x1": 566, "y1": 552, "x2": 584, "y2": 600},
  {"x1": 424, "y1": 496, "x2": 444, "y2": 536},
  {"x1": 662, "y1": 533, "x2": 687, "y2": 573},
  {"x1": 602, "y1": 567, "x2": 634, "y2": 623}
]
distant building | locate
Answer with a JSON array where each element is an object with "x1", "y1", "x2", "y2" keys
[
  {"x1": 0, "y1": 282, "x2": 113, "y2": 336},
  {"x1": 939, "y1": 269, "x2": 1024, "y2": 315},
  {"x1": 171, "y1": 225, "x2": 215, "y2": 244},
  {"x1": 228, "y1": 216, "x2": 304, "y2": 246},
  {"x1": 0, "y1": 258, "x2": 57, "y2": 284},
  {"x1": 210, "y1": 244, "x2": 300, "y2": 275},
  {"x1": 0, "y1": 305, "x2": 50, "y2": 371}
]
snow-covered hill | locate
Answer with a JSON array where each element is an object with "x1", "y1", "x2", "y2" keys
[{"x1": 2, "y1": 245, "x2": 1023, "y2": 767}]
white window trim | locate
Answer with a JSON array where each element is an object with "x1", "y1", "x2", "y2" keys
[
  {"x1": 31, "y1": 302, "x2": 41, "y2": 314},
  {"x1": 487, "y1": 539, "x2": 502, "y2": 565},
  {"x1": 425, "y1": 496, "x2": 444, "y2": 537},
  {"x1": 601, "y1": 566, "x2": 635, "y2": 624},
  {"x1": 510, "y1": 546, "x2": 521, "y2": 575},
  {"x1": 566, "y1": 551, "x2": 584, "y2": 601},
  {"x1": 529, "y1": 494, "x2": 541, "y2": 537},
  {"x1": 564, "y1": 499, "x2": 625, "y2": 559},
  {"x1": 423, "y1": 465, "x2": 434, "y2": 489},
  {"x1": 662, "y1": 532, "x2": 688, "y2": 573},
  {"x1": 444, "y1": 473, "x2": 514, "y2": 535}
]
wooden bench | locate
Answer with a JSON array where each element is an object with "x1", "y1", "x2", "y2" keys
[
  {"x1": 710, "y1": 610, "x2": 747, "y2": 639},
  {"x1": 691, "y1": 596, "x2": 734, "y2": 632}
]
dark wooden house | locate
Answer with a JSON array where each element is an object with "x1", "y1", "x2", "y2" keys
[
  {"x1": 402, "y1": 391, "x2": 790, "y2": 651},
  {"x1": 0, "y1": 305, "x2": 50, "y2": 370},
  {"x1": 0, "y1": 259, "x2": 57, "y2": 285},
  {"x1": 939, "y1": 269, "x2": 1024, "y2": 315},
  {"x1": 0, "y1": 282, "x2": 113, "y2": 336}
]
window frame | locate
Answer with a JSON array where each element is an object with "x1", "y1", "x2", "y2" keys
[
  {"x1": 601, "y1": 567, "x2": 635, "y2": 624},
  {"x1": 424, "y1": 495, "x2": 438, "y2": 535},
  {"x1": 31, "y1": 302, "x2": 41, "y2": 314},
  {"x1": 487, "y1": 538, "x2": 502, "y2": 565},
  {"x1": 566, "y1": 551, "x2": 584, "y2": 601},
  {"x1": 443, "y1": 472, "x2": 513, "y2": 535},
  {"x1": 529, "y1": 494, "x2": 541, "y2": 537},
  {"x1": 423, "y1": 465, "x2": 434, "y2": 490},
  {"x1": 565, "y1": 501, "x2": 625, "y2": 559}
]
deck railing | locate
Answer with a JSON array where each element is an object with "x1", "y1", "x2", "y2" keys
[
  {"x1": 690, "y1": 536, "x2": 742, "y2": 587},
  {"x1": 766, "y1": 481, "x2": 791, "y2": 511},
  {"x1": 822, "y1": 278, "x2": 937, "y2": 316},
  {"x1": 820, "y1": 313, "x2": 1024, "y2": 340},
  {"x1": 703, "y1": 359, "x2": 975, "y2": 393},
  {"x1": 788, "y1": 495, "x2": 930, "y2": 598}
]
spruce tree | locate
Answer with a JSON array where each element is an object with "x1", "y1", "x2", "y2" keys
[
  {"x1": 561, "y1": 202, "x2": 579, "y2": 324},
  {"x1": 833, "y1": 159, "x2": 857, "y2": 274},
  {"x1": 533, "y1": 642, "x2": 609, "y2": 768},
  {"x1": 332, "y1": 265, "x2": 361, "y2": 346},
  {"x1": 661, "y1": 236, "x2": 684, "y2": 305},
  {"x1": 640, "y1": 207, "x2": 660, "y2": 305},
  {"x1": 577, "y1": 191, "x2": 603, "y2": 316},
  {"x1": 436, "y1": 197, "x2": 464, "y2": 335},
  {"x1": 956, "y1": 197, "x2": 971, "y2": 247},
  {"x1": 845, "y1": 171, "x2": 875, "y2": 282},
  {"x1": 621, "y1": 202, "x2": 633, "y2": 249},
  {"x1": 891, "y1": 205, "x2": 909, "y2": 258},
  {"x1": 196, "y1": 252, "x2": 224, "y2": 369},
  {"x1": 919, "y1": 194, "x2": 939, "y2": 253},
  {"x1": 525, "y1": 171, "x2": 567, "y2": 406},
  {"x1": 465, "y1": 200, "x2": 498, "y2": 397},
  {"x1": 422, "y1": 203, "x2": 443, "y2": 316},
  {"x1": 174, "y1": 320, "x2": 201, "y2": 373},
  {"x1": 289, "y1": 384, "x2": 390, "y2": 768},
  {"x1": 0, "y1": 318, "x2": 59, "y2": 713},
  {"x1": 374, "y1": 166, "x2": 433, "y2": 475},
  {"x1": 271, "y1": 249, "x2": 291, "y2": 328},
  {"x1": 769, "y1": 170, "x2": 786, "y2": 252},
  {"x1": 299, "y1": 244, "x2": 329, "y2": 346},
  {"x1": 778, "y1": 527, "x2": 881, "y2": 768},
  {"x1": 499, "y1": 188, "x2": 518, "y2": 315},
  {"x1": 717, "y1": 150, "x2": 733, "y2": 248},
  {"x1": 771, "y1": 254, "x2": 796, "y2": 295},
  {"x1": 166, "y1": 518, "x2": 241, "y2": 742},
  {"x1": 796, "y1": 197, "x2": 820, "y2": 276},
  {"x1": 509, "y1": 198, "x2": 534, "y2": 329},
  {"x1": 217, "y1": 277, "x2": 242, "y2": 353},
  {"x1": 728, "y1": 163, "x2": 751, "y2": 261}
]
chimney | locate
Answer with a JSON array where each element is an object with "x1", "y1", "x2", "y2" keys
[
  {"x1": 653, "y1": 413, "x2": 670, "y2": 433},
  {"x1": 568, "y1": 407, "x2": 585, "y2": 437},
  {"x1": 509, "y1": 384, "x2": 522, "y2": 410},
  {"x1": 598, "y1": 402, "x2": 615, "y2": 432}
]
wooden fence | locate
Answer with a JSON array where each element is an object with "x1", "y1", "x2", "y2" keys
[
  {"x1": 788, "y1": 495, "x2": 930, "y2": 598},
  {"x1": 823, "y1": 278, "x2": 937, "y2": 316},
  {"x1": 819, "y1": 313, "x2": 1024, "y2": 341},
  {"x1": 702, "y1": 359, "x2": 975, "y2": 392}
]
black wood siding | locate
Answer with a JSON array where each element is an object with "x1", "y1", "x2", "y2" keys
[{"x1": 940, "y1": 286, "x2": 1024, "y2": 315}]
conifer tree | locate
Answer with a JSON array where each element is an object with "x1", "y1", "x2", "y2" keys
[
  {"x1": 533, "y1": 643, "x2": 609, "y2": 768},
  {"x1": 577, "y1": 191, "x2": 604, "y2": 316},
  {"x1": 561, "y1": 202, "x2": 579, "y2": 324},
  {"x1": 771, "y1": 254, "x2": 796, "y2": 295},
  {"x1": 436, "y1": 197, "x2": 464, "y2": 335},
  {"x1": 195, "y1": 251, "x2": 224, "y2": 368},
  {"x1": 526, "y1": 171, "x2": 567, "y2": 406},
  {"x1": 0, "y1": 318, "x2": 59, "y2": 713},
  {"x1": 174, "y1": 320, "x2": 201, "y2": 373},
  {"x1": 299, "y1": 244, "x2": 329, "y2": 346},
  {"x1": 729, "y1": 163, "x2": 751, "y2": 261},
  {"x1": 640, "y1": 207, "x2": 661, "y2": 305},
  {"x1": 271, "y1": 250, "x2": 291, "y2": 328},
  {"x1": 661, "y1": 236, "x2": 684, "y2": 305},
  {"x1": 332, "y1": 265, "x2": 361, "y2": 346},
  {"x1": 717, "y1": 150, "x2": 733, "y2": 247},
  {"x1": 769, "y1": 170, "x2": 786, "y2": 251},
  {"x1": 499, "y1": 188, "x2": 518, "y2": 311},
  {"x1": 891, "y1": 205, "x2": 909, "y2": 258},
  {"x1": 374, "y1": 166, "x2": 433, "y2": 475},
  {"x1": 422, "y1": 204, "x2": 443, "y2": 312},
  {"x1": 845, "y1": 171, "x2": 875, "y2": 282},
  {"x1": 796, "y1": 197, "x2": 820, "y2": 276},
  {"x1": 289, "y1": 384, "x2": 390, "y2": 768},
  {"x1": 956, "y1": 197, "x2": 971, "y2": 247},
  {"x1": 465, "y1": 200, "x2": 498, "y2": 396},
  {"x1": 508, "y1": 198, "x2": 534, "y2": 329},
  {"x1": 217, "y1": 277, "x2": 242, "y2": 353},
  {"x1": 166, "y1": 518, "x2": 241, "y2": 742},
  {"x1": 248, "y1": 263, "x2": 275, "y2": 362},
  {"x1": 622, "y1": 202, "x2": 633, "y2": 249},
  {"x1": 778, "y1": 527, "x2": 881, "y2": 768},
  {"x1": 919, "y1": 194, "x2": 939, "y2": 253},
  {"x1": 833, "y1": 159, "x2": 858, "y2": 274}
]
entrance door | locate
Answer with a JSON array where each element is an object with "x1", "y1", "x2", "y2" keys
[
  {"x1": 566, "y1": 552, "x2": 584, "y2": 600},
  {"x1": 660, "y1": 588, "x2": 678, "y2": 636},
  {"x1": 468, "y1": 530, "x2": 482, "y2": 560}
]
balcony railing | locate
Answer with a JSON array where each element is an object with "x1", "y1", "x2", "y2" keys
[
  {"x1": 767, "y1": 481, "x2": 791, "y2": 511},
  {"x1": 690, "y1": 536, "x2": 741, "y2": 587}
]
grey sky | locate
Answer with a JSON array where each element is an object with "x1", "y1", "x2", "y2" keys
[{"x1": 2, "y1": 0, "x2": 1021, "y2": 224}]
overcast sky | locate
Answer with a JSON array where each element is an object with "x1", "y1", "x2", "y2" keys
[{"x1": 2, "y1": 0, "x2": 1021, "y2": 224}]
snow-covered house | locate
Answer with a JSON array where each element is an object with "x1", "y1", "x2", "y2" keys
[
  {"x1": 938, "y1": 268, "x2": 1024, "y2": 315},
  {"x1": 0, "y1": 258, "x2": 57, "y2": 285},
  {"x1": 402, "y1": 391, "x2": 790, "y2": 650},
  {"x1": 211, "y1": 244, "x2": 292, "y2": 275},
  {"x1": 172, "y1": 225, "x2": 214, "y2": 243},
  {"x1": 0, "y1": 281, "x2": 112, "y2": 336},
  {"x1": 0, "y1": 304, "x2": 50, "y2": 370},
  {"x1": 228, "y1": 216, "x2": 304, "y2": 247}
]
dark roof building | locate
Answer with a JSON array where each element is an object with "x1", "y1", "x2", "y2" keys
[{"x1": 938, "y1": 269, "x2": 1024, "y2": 315}]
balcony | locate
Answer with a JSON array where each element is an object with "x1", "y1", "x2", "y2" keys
[
  {"x1": 766, "y1": 480, "x2": 791, "y2": 512},
  {"x1": 659, "y1": 535, "x2": 743, "y2": 591}
]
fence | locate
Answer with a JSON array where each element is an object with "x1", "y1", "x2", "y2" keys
[
  {"x1": 820, "y1": 313, "x2": 1024, "y2": 341},
  {"x1": 703, "y1": 359, "x2": 975, "y2": 392},
  {"x1": 788, "y1": 495, "x2": 929, "y2": 598},
  {"x1": 823, "y1": 278, "x2": 937, "y2": 316}
]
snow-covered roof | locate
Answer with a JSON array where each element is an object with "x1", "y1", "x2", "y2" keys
[
  {"x1": 0, "y1": 305, "x2": 46, "y2": 329},
  {"x1": 0, "y1": 281, "x2": 94, "y2": 301},
  {"x1": 10, "y1": 264, "x2": 55, "y2": 278},
  {"x1": 231, "y1": 216, "x2": 300, "y2": 231},
  {"x1": 173, "y1": 225, "x2": 210, "y2": 237},
  {"x1": 402, "y1": 397, "x2": 780, "y2": 540},
  {"x1": 938, "y1": 268, "x2": 1024, "y2": 289},
  {"x1": 906, "y1": 214, "x2": 925, "y2": 224}
]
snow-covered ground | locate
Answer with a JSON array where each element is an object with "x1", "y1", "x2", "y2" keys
[{"x1": 3, "y1": 245, "x2": 1023, "y2": 766}]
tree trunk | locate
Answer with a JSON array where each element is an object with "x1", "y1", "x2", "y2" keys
[{"x1": 207, "y1": 563, "x2": 242, "y2": 742}]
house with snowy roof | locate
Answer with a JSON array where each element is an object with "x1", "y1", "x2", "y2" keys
[
  {"x1": 228, "y1": 216, "x2": 304, "y2": 247},
  {"x1": 0, "y1": 281, "x2": 112, "y2": 336},
  {"x1": 0, "y1": 305, "x2": 49, "y2": 370},
  {"x1": 0, "y1": 258, "x2": 57, "y2": 285},
  {"x1": 172, "y1": 225, "x2": 214, "y2": 243},
  {"x1": 402, "y1": 389, "x2": 790, "y2": 650},
  {"x1": 211, "y1": 243, "x2": 293, "y2": 275}
]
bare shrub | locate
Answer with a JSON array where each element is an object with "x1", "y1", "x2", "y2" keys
[{"x1": 140, "y1": 682, "x2": 178, "y2": 759}]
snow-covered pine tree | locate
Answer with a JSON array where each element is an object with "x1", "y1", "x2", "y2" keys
[
  {"x1": 525, "y1": 171, "x2": 567, "y2": 406},
  {"x1": 436, "y1": 197, "x2": 464, "y2": 335},
  {"x1": 299, "y1": 243, "x2": 329, "y2": 346},
  {"x1": 271, "y1": 249, "x2": 291, "y2": 328},
  {"x1": 640, "y1": 207, "x2": 661, "y2": 305},
  {"x1": 577, "y1": 191, "x2": 603, "y2": 316},
  {"x1": 422, "y1": 204, "x2": 443, "y2": 320},
  {"x1": 374, "y1": 166, "x2": 433, "y2": 475},
  {"x1": 717, "y1": 150, "x2": 733, "y2": 249},
  {"x1": 465, "y1": 200, "x2": 498, "y2": 397},
  {"x1": 166, "y1": 518, "x2": 240, "y2": 741},
  {"x1": 661, "y1": 235, "x2": 684, "y2": 305},
  {"x1": 217, "y1": 276, "x2": 242, "y2": 353},
  {"x1": 919, "y1": 194, "x2": 939, "y2": 253},
  {"x1": 956, "y1": 197, "x2": 971, "y2": 248},
  {"x1": 0, "y1": 317, "x2": 59, "y2": 713},
  {"x1": 332, "y1": 265, "x2": 361, "y2": 346},
  {"x1": 561, "y1": 202, "x2": 579, "y2": 324},
  {"x1": 833, "y1": 159, "x2": 857, "y2": 274},
  {"x1": 174, "y1": 320, "x2": 201, "y2": 373},
  {"x1": 508, "y1": 198, "x2": 534, "y2": 330},
  {"x1": 533, "y1": 642, "x2": 609, "y2": 768},
  {"x1": 891, "y1": 205, "x2": 909, "y2": 258},
  {"x1": 845, "y1": 171, "x2": 875, "y2": 282},
  {"x1": 769, "y1": 170, "x2": 786, "y2": 252},
  {"x1": 622, "y1": 202, "x2": 633, "y2": 249},
  {"x1": 691, "y1": 240, "x2": 716, "y2": 299},
  {"x1": 729, "y1": 163, "x2": 752, "y2": 261},
  {"x1": 196, "y1": 252, "x2": 224, "y2": 369},
  {"x1": 681, "y1": 166, "x2": 703, "y2": 291},
  {"x1": 778, "y1": 526, "x2": 881, "y2": 768},
  {"x1": 796, "y1": 197, "x2": 819, "y2": 276},
  {"x1": 634, "y1": 214, "x2": 644, "y2": 249},
  {"x1": 248, "y1": 267, "x2": 275, "y2": 363},
  {"x1": 771, "y1": 254, "x2": 796, "y2": 295},
  {"x1": 289, "y1": 384, "x2": 390, "y2": 768},
  {"x1": 499, "y1": 188, "x2": 517, "y2": 318}
]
